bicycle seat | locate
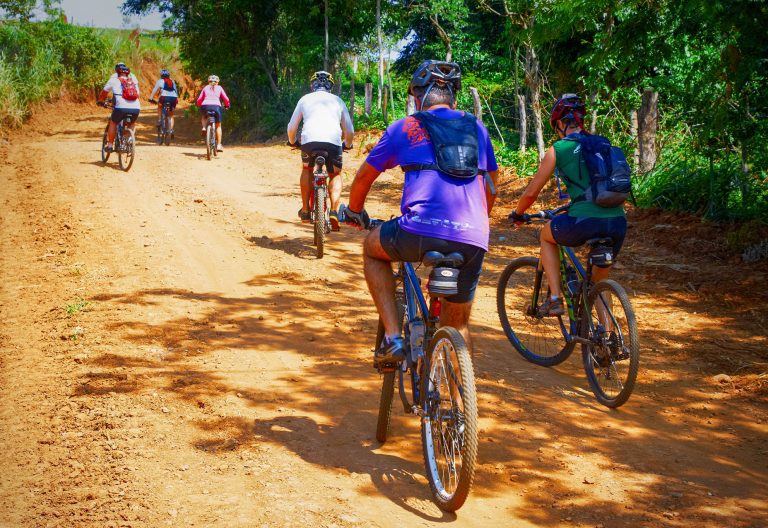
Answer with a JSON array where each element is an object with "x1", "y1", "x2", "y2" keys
[
  {"x1": 422, "y1": 251, "x2": 464, "y2": 268},
  {"x1": 206, "y1": 109, "x2": 218, "y2": 115},
  {"x1": 123, "y1": 115, "x2": 135, "y2": 124},
  {"x1": 585, "y1": 237, "x2": 613, "y2": 247},
  {"x1": 310, "y1": 149, "x2": 329, "y2": 159}
]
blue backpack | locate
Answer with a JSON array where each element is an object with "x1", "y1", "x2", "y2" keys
[{"x1": 562, "y1": 132, "x2": 632, "y2": 207}]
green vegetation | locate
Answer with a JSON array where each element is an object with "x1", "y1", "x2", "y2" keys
[
  {"x1": 64, "y1": 298, "x2": 90, "y2": 316},
  {"x1": 0, "y1": 18, "x2": 112, "y2": 126}
]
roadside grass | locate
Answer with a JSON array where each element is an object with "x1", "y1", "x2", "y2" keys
[{"x1": 64, "y1": 298, "x2": 90, "y2": 317}]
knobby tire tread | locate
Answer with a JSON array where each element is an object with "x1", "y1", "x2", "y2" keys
[
  {"x1": 582, "y1": 279, "x2": 639, "y2": 408},
  {"x1": 496, "y1": 256, "x2": 573, "y2": 366},
  {"x1": 314, "y1": 186, "x2": 326, "y2": 259},
  {"x1": 421, "y1": 326, "x2": 478, "y2": 512}
]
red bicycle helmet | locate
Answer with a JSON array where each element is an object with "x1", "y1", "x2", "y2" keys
[{"x1": 550, "y1": 93, "x2": 585, "y2": 131}]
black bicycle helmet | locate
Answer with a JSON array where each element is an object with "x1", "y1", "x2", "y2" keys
[
  {"x1": 160, "y1": 68, "x2": 170, "y2": 79},
  {"x1": 310, "y1": 70, "x2": 334, "y2": 91},
  {"x1": 407, "y1": 60, "x2": 462, "y2": 96},
  {"x1": 115, "y1": 62, "x2": 128, "y2": 74},
  {"x1": 550, "y1": 93, "x2": 585, "y2": 131}
]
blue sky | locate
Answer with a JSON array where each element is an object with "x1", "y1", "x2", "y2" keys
[{"x1": 43, "y1": 0, "x2": 164, "y2": 30}]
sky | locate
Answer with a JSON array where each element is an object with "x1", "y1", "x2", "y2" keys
[{"x1": 40, "y1": 0, "x2": 165, "y2": 30}]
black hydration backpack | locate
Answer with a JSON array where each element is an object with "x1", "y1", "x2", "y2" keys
[
  {"x1": 401, "y1": 111, "x2": 480, "y2": 179},
  {"x1": 562, "y1": 132, "x2": 632, "y2": 207}
]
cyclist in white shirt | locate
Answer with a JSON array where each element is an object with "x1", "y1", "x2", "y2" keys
[
  {"x1": 287, "y1": 71, "x2": 354, "y2": 230},
  {"x1": 149, "y1": 68, "x2": 179, "y2": 138},
  {"x1": 97, "y1": 62, "x2": 140, "y2": 152}
]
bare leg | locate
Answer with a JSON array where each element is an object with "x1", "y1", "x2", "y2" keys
[
  {"x1": 363, "y1": 226, "x2": 399, "y2": 337},
  {"x1": 590, "y1": 265, "x2": 613, "y2": 330},
  {"x1": 328, "y1": 169, "x2": 342, "y2": 211},
  {"x1": 168, "y1": 112, "x2": 175, "y2": 131},
  {"x1": 540, "y1": 222, "x2": 562, "y2": 298},
  {"x1": 439, "y1": 300, "x2": 475, "y2": 356},
  {"x1": 299, "y1": 167, "x2": 311, "y2": 212},
  {"x1": 107, "y1": 121, "x2": 117, "y2": 144},
  {"x1": 216, "y1": 122, "x2": 222, "y2": 145}
]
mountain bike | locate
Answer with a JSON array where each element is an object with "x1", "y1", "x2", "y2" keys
[
  {"x1": 368, "y1": 222, "x2": 478, "y2": 512},
  {"x1": 99, "y1": 101, "x2": 136, "y2": 172},
  {"x1": 204, "y1": 109, "x2": 218, "y2": 160},
  {"x1": 149, "y1": 98, "x2": 172, "y2": 145},
  {"x1": 496, "y1": 205, "x2": 639, "y2": 408}
]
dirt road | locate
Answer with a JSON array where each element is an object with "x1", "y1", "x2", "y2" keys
[{"x1": 1, "y1": 103, "x2": 766, "y2": 527}]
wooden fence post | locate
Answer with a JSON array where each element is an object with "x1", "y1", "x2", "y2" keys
[
  {"x1": 349, "y1": 76, "x2": 355, "y2": 116},
  {"x1": 638, "y1": 88, "x2": 659, "y2": 173},
  {"x1": 364, "y1": 81, "x2": 373, "y2": 115},
  {"x1": 470, "y1": 87, "x2": 482, "y2": 122},
  {"x1": 407, "y1": 94, "x2": 416, "y2": 115},
  {"x1": 517, "y1": 93, "x2": 527, "y2": 153},
  {"x1": 630, "y1": 110, "x2": 640, "y2": 170}
]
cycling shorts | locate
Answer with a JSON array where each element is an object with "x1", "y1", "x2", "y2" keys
[
  {"x1": 110, "y1": 108, "x2": 140, "y2": 124},
  {"x1": 379, "y1": 218, "x2": 486, "y2": 303},
  {"x1": 200, "y1": 104, "x2": 222, "y2": 123},
  {"x1": 301, "y1": 141, "x2": 343, "y2": 171},
  {"x1": 159, "y1": 96, "x2": 178, "y2": 110},
  {"x1": 551, "y1": 214, "x2": 628, "y2": 257}
]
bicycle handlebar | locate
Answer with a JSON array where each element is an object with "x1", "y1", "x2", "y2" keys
[{"x1": 511, "y1": 204, "x2": 570, "y2": 224}]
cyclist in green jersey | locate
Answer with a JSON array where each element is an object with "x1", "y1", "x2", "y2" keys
[{"x1": 508, "y1": 94, "x2": 627, "y2": 316}]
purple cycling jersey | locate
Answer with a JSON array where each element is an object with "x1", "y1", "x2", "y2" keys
[{"x1": 365, "y1": 107, "x2": 498, "y2": 251}]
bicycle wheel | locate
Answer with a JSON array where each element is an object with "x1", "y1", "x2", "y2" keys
[
  {"x1": 156, "y1": 120, "x2": 163, "y2": 145},
  {"x1": 421, "y1": 326, "x2": 478, "y2": 512},
  {"x1": 375, "y1": 290, "x2": 405, "y2": 443},
  {"x1": 101, "y1": 124, "x2": 110, "y2": 162},
  {"x1": 496, "y1": 256, "x2": 574, "y2": 366},
  {"x1": 118, "y1": 128, "x2": 135, "y2": 171},
  {"x1": 581, "y1": 279, "x2": 639, "y2": 408},
  {"x1": 163, "y1": 112, "x2": 171, "y2": 145},
  {"x1": 314, "y1": 185, "x2": 326, "y2": 259},
  {"x1": 206, "y1": 124, "x2": 214, "y2": 160}
]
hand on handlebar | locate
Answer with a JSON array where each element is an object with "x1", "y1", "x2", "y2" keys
[
  {"x1": 344, "y1": 208, "x2": 370, "y2": 230},
  {"x1": 148, "y1": 98, "x2": 157, "y2": 104},
  {"x1": 508, "y1": 210, "x2": 531, "y2": 226},
  {"x1": 287, "y1": 140, "x2": 300, "y2": 148},
  {"x1": 342, "y1": 143, "x2": 352, "y2": 152}
]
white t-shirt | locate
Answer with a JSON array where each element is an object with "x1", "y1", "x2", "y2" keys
[
  {"x1": 150, "y1": 79, "x2": 178, "y2": 99},
  {"x1": 102, "y1": 73, "x2": 141, "y2": 110},
  {"x1": 287, "y1": 90, "x2": 354, "y2": 147}
]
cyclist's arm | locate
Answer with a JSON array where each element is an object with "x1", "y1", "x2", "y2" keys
[
  {"x1": 348, "y1": 161, "x2": 381, "y2": 212},
  {"x1": 340, "y1": 101, "x2": 354, "y2": 148},
  {"x1": 514, "y1": 145, "x2": 556, "y2": 215},
  {"x1": 195, "y1": 87, "x2": 206, "y2": 107},
  {"x1": 97, "y1": 79, "x2": 113, "y2": 103},
  {"x1": 219, "y1": 87, "x2": 230, "y2": 108},
  {"x1": 485, "y1": 169, "x2": 499, "y2": 215},
  {"x1": 286, "y1": 102, "x2": 303, "y2": 145},
  {"x1": 149, "y1": 81, "x2": 161, "y2": 101}
]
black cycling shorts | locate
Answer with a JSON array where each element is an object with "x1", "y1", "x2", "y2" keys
[
  {"x1": 379, "y1": 218, "x2": 486, "y2": 303},
  {"x1": 200, "y1": 104, "x2": 222, "y2": 123},
  {"x1": 551, "y1": 214, "x2": 628, "y2": 257},
  {"x1": 110, "y1": 108, "x2": 140, "y2": 124},
  {"x1": 301, "y1": 141, "x2": 343, "y2": 171},
  {"x1": 159, "y1": 96, "x2": 178, "y2": 110}
]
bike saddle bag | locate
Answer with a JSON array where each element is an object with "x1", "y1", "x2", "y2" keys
[
  {"x1": 588, "y1": 244, "x2": 615, "y2": 268},
  {"x1": 427, "y1": 266, "x2": 460, "y2": 297}
]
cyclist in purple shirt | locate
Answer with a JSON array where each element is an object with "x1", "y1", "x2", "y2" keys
[{"x1": 345, "y1": 60, "x2": 499, "y2": 365}]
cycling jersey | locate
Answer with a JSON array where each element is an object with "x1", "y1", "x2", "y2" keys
[
  {"x1": 365, "y1": 107, "x2": 498, "y2": 251},
  {"x1": 102, "y1": 74, "x2": 140, "y2": 110},
  {"x1": 150, "y1": 79, "x2": 178, "y2": 100},
  {"x1": 554, "y1": 139, "x2": 625, "y2": 219},
  {"x1": 196, "y1": 84, "x2": 230, "y2": 107},
  {"x1": 287, "y1": 90, "x2": 354, "y2": 147}
]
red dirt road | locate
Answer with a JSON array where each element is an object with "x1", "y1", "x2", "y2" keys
[{"x1": 1, "y1": 103, "x2": 766, "y2": 527}]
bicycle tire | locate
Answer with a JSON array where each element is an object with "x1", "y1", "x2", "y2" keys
[
  {"x1": 375, "y1": 290, "x2": 405, "y2": 443},
  {"x1": 206, "y1": 124, "x2": 214, "y2": 160},
  {"x1": 163, "y1": 111, "x2": 171, "y2": 145},
  {"x1": 101, "y1": 124, "x2": 110, "y2": 162},
  {"x1": 314, "y1": 185, "x2": 326, "y2": 259},
  {"x1": 496, "y1": 256, "x2": 574, "y2": 366},
  {"x1": 118, "y1": 128, "x2": 135, "y2": 171},
  {"x1": 581, "y1": 279, "x2": 639, "y2": 408},
  {"x1": 421, "y1": 326, "x2": 478, "y2": 512}
]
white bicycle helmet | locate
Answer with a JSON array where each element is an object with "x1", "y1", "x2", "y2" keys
[{"x1": 208, "y1": 75, "x2": 220, "y2": 83}]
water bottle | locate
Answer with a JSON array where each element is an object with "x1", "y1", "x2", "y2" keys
[
  {"x1": 409, "y1": 319, "x2": 426, "y2": 356},
  {"x1": 566, "y1": 266, "x2": 579, "y2": 298}
]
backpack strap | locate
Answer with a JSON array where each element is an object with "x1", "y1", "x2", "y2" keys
[{"x1": 401, "y1": 163, "x2": 440, "y2": 172}]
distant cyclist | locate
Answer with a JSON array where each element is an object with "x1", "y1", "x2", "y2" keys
[
  {"x1": 196, "y1": 75, "x2": 230, "y2": 152},
  {"x1": 344, "y1": 60, "x2": 499, "y2": 365},
  {"x1": 97, "y1": 62, "x2": 140, "y2": 153},
  {"x1": 149, "y1": 68, "x2": 179, "y2": 138},
  {"x1": 287, "y1": 70, "x2": 354, "y2": 231},
  {"x1": 508, "y1": 94, "x2": 628, "y2": 316}
]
